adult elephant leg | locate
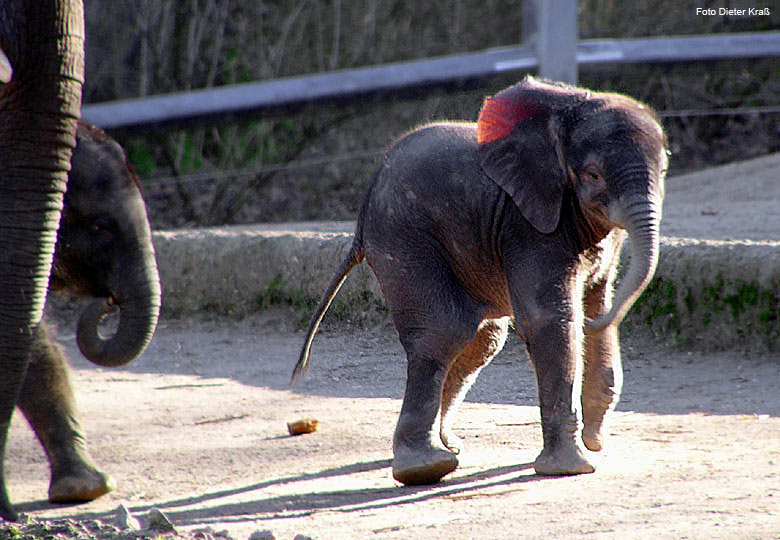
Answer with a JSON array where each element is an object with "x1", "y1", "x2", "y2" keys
[
  {"x1": 581, "y1": 280, "x2": 623, "y2": 452},
  {"x1": 17, "y1": 324, "x2": 115, "y2": 503},
  {"x1": 439, "y1": 317, "x2": 509, "y2": 455},
  {"x1": 0, "y1": 0, "x2": 85, "y2": 521}
]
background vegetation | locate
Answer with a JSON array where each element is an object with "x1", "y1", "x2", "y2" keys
[{"x1": 82, "y1": 1, "x2": 779, "y2": 228}]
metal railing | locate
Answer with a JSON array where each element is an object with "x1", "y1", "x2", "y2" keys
[{"x1": 82, "y1": 30, "x2": 780, "y2": 131}]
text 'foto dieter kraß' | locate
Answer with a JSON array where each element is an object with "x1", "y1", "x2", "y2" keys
[{"x1": 696, "y1": 7, "x2": 770, "y2": 16}]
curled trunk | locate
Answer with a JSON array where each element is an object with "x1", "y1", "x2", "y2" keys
[
  {"x1": 77, "y1": 253, "x2": 161, "y2": 367},
  {"x1": 586, "y1": 196, "x2": 661, "y2": 335}
]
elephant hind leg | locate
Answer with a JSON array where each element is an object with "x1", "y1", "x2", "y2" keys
[
  {"x1": 376, "y1": 260, "x2": 486, "y2": 485},
  {"x1": 439, "y1": 317, "x2": 510, "y2": 454},
  {"x1": 17, "y1": 323, "x2": 115, "y2": 504}
]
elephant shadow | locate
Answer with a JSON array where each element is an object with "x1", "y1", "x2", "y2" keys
[{"x1": 20, "y1": 458, "x2": 541, "y2": 528}]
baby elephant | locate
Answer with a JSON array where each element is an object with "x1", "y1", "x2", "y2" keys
[
  {"x1": 294, "y1": 76, "x2": 669, "y2": 484},
  {"x1": 15, "y1": 122, "x2": 161, "y2": 506}
]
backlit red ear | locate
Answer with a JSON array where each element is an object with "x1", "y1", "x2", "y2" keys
[
  {"x1": 477, "y1": 94, "x2": 539, "y2": 145},
  {"x1": 477, "y1": 78, "x2": 567, "y2": 234}
]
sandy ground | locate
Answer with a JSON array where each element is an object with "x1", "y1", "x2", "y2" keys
[
  {"x1": 661, "y1": 152, "x2": 780, "y2": 242},
  {"x1": 5, "y1": 153, "x2": 780, "y2": 539}
]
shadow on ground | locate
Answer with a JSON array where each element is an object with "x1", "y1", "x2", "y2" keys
[{"x1": 18, "y1": 458, "x2": 541, "y2": 529}]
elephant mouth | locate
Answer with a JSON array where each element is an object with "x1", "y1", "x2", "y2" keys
[{"x1": 48, "y1": 259, "x2": 114, "y2": 299}]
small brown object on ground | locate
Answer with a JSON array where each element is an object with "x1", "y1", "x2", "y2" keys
[{"x1": 287, "y1": 418, "x2": 319, "y2": 435}]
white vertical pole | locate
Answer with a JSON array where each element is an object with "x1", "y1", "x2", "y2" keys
[{"x1": 524, "y1": 0, "x2": 578, "y2": 84}]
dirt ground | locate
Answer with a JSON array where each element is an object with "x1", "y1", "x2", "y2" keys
[{"x1": 5, "y1": 153, "x2": 780, "y2": 539}]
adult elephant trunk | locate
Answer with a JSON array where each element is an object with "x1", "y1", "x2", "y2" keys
[
  {"x1": 76, "y1": 241, "x2": 161, "y2": 368},
  {"x1": 586, "y1": 194, "x2": 662, "y2": 335},
  {"x1": 0, "y1": 0, "x2": 85, "y2": 522}
]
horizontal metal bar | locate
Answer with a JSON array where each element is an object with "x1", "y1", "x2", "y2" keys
[
  {"x1": 577, "y1": 32, "x2": 780, "y2": 65},
  {"x1": 82, "y1": 32, "x2": 780, "y2": 131},
  {"x1": 82, "y1": 46, "x2": 537, "y2": 131}
]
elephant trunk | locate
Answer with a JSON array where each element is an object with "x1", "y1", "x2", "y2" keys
[
  {"x1": 76, "y1": 249, "x2": 161, "y2": 367},
  {"x1": 586, "y1": 195, "x2": 661, "y2": 335}
]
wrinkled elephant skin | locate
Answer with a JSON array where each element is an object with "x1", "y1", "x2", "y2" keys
[{"x1": 0, "y1": 0, "x2": 86, "y2": 522}]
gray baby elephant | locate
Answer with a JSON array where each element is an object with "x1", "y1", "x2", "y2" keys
[
  {"x1": 293, "y1": 76, "x2": 669, "y2": 485},
  {"x1": 15, "y1": 122, "x2": 160, "y2": 509}
]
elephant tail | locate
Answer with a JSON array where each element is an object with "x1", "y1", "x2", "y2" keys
[{"x1": 291, "y1": 237, "x2": 364, "y2": 385}]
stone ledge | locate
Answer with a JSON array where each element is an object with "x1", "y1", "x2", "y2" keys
[
  {"x1": 623, "y1": 237, "x2": 780, "y2": 351},
  {"x1": 153, "y1": 223, "x2": 780, "y2": 352},
  {"x1": 153, "y1": 221, "x2": 381, "y2": 320}
]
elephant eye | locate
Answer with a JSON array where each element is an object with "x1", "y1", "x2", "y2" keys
[{"x1": 582, "y1": 168, "x2": 603, "y2": 183}]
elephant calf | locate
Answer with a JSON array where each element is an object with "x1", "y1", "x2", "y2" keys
[
  {"x1": 14, "y1": 122, "x2": 161, "y2": 507},
  {"x1": 294, "y1": 76, "x2": 669, "y2": 484}
]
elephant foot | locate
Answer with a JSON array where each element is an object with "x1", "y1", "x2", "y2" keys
[
  {"x1": 49, "y1": 468, "x2": 116, "y2": 504},
  {"x1": 392, "y1": 445, "x2": 459, "y2": 485},
  {"x1": 582, "y1": 425, "x2": 605, "y2": 452},
  {"x1": 1, "y1": 489, "x2": 19, "y2": 522},
  {"x1": 533, "y1": 444, "x2": 595, "y2": 476},
  {"x1": 440, "y1": 427, "x2": 464, "y2": 455}
]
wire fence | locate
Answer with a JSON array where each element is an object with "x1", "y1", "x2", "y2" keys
[
  {"x1": 142, "y1": 149, "x2": 381, "y2": 188},
  {"x1": 141, "y1": 103, "x2": 780, "y2": 189},
  {"x1": 657, "y1": 104, "x2": 780, "y2": 118}
]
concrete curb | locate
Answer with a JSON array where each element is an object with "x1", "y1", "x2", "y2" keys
[
  {"x1": 152, "y1": 221, "x2": 381, "y2": 319},
  {"x1": 622, "y1": 237, "x2": 780, "y2": 351},
  {"x1": 153, "y1": 223, "x2": 780, "y2": 352}
]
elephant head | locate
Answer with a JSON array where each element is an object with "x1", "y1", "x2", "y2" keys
[
  {"x1": 478, "y1": 76, "x2": 669, "y2": 333},
  {"x1": 50, "y1": 122, "x2": 161, "y2": 367}
]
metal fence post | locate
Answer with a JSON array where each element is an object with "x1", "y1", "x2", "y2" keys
[{"x1": 523, "y1": 0, "x2": 578, "y2": 84}]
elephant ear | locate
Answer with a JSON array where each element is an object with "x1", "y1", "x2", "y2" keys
[{"x1": 477, "y1": 78, "x2": 570, "y2": 234}]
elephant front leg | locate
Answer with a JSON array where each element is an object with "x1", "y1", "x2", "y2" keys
[
  {"x1": 523, "y1": 316, "x2": 595, "y2": 476},
  {"x1": 393, "y1": 353, "x2": 459, "y2": 485},
  {"x1": 17, "y1": 325, "x2": 115, "y2": 503},
  {"x1": 582, "y1": 282, "x2": 623, "y2": 452}
]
